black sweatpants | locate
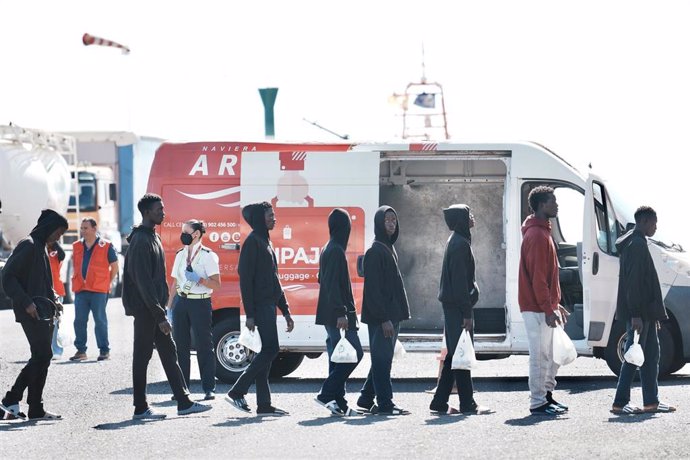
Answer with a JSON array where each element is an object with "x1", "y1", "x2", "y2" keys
[{"x1": 172, "y1": 295, "x2": 216, "y2": 393}]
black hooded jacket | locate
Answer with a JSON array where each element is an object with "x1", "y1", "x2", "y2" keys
[
  {"x1": 437, "y1": 204, "x2": 478, "y2": 316},
  {"x1": 361, "y1": 206, "x2": 410, "y2": 325},
  {"x1": 122, "y1": 224, "x2": 169, "y2": 322},
  {"x1": 238, "y1": 203, "x2": 290, "y2": 319},
  {"x1": 615, "y1": 228, "x2": 667, "y2": 321},
  {"x1": 315, "y1": 209, "x2": 356, "y2": 328},
  {"x1": 2, "y1": 209, "x2": 67, "y2": 322}
]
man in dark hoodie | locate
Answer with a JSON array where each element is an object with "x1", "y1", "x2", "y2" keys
[
  {"x1": 122, "y1": 194, "x2": 211, "y2": 420},
  {"x1": 518, "y1": 186, "x2": 570, "y2": 416},
  {"x1": 0, "y1": 209, "x2": 68, "y2": 420},
  {"x1": 226, "y1": 201, "x2": 294, "y2": 416},
  {"x1": 357, "y1": 206, "x2": 411, "y2": 415},
  {"x1": 430, "y1": 204, "x2": 487, "y2": 415},
  {"x1": 611, "y1": 206, "x2": 675, "y2": 415},
  {"x1": 315, "y1": 208, "x2": 364, "y2": 416}
]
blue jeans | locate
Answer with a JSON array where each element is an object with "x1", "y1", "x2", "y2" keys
[
  {"x1": 613, "y1": 319, "x2": 660, "y2": 407},
  {"x1": 359, "y1": 322, "x2": 400, "y2": 412},
  {"x1": 74, "y1": 291, "x2": 110, "y2": 354},
  {"x1": 318, "y1": 325, "x2": 364, "y2": 408}
]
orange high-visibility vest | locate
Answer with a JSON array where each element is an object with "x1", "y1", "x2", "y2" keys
[
  {"x1": 72, "y1": 239, "x2": 112, "y2": 294},
  {"x1": 49, "y1": 250, "x2": 66, "y2": 297}
]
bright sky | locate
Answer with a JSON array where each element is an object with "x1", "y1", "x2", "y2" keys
[{"x1": 2, "y1": 0, "x2": 689, "y2": 246}]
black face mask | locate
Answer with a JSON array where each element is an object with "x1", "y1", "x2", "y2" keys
[{"x1": 180, "y1": 232, "x2": 194, "y2": 246}]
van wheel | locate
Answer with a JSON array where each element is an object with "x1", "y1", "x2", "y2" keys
[
  {"x1": 604, "y1": 320, "x2": 676, "y2": 378},
  {"x1": 213, "y1": 320, "x2": 254, "y2": 384},
  {"x1": 269, "y1": 353, "x2": 305, "y2": 379}
]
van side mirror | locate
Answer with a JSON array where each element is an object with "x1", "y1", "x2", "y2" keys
[
  {"x1": 357, "y1": 255, "x2": 365, "y2": 277},
  {"x1": 109, "y1": 183, "x2": 118, "y2": 201}
]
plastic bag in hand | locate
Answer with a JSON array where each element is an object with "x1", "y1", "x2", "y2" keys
[
  {"x1": 393, "y1": 339, "x2": 407, "y2": 360},
  {"x1": 451, "y1": 329, "x2": 478, "y2": 370},
  {"x1": 56, "y1": 317, "x2": 75, "y2": 349},
  {"x1": 623, "y1": 331, "x2": 645, "y2": 367},
  {"x1": 238, "y1": 326, "x2": 262, "y2": 353},
  {"x1": 552, "y1": 325, "x2": 577, "y2": 366},
  {"x1": 330, "y1": 330, "x2": 358, "y2": 363}
]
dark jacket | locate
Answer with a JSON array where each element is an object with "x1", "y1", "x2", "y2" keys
[
  {"x1": 122, "y1": 224, "x2": 169, "y2": 323},
  {"x1": 361, "y1": 206, "x2": 410, "y2": 325},
  {"x1": 238, "y1": 203, "x2": 290, "y2": 319},
  {"x1": 437, "y1": 205, "x2": 478, "y2": 316},
  {"x1": 615, "y1": 229, "x2": 667, "y2": 321},
  {"x1": 2, "y1": 209, "x2": 67, "y2": 322},
  {"x1": 315, "y1": 208, "x2": 357, "y2": 328}
]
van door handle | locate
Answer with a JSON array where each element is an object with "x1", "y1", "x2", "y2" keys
[
  {"x1": 592, "y1": 252, "x2": 599, "y2": 275},
  {"x1": 221, "y1": 243, "x2": 240, "y2": 251}
]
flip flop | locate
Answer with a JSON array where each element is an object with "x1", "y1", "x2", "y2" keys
[
  {"x1": 610, "y1": 404, "x2": 643, "y2": 415},
  {"x1": 29, "y1": 411, "x2": 62, "y2": 421},
  {"x1": 643, "y1": 402, "x2": 676, "y2": 413}
]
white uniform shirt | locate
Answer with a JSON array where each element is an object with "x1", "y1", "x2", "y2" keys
[{"x1": 171, "y1": 241, "x2": 220, "y2": 295}]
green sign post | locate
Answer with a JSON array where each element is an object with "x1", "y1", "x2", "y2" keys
[{"x1": 258, "y1": 87, "x2": 279, "y2": 139}]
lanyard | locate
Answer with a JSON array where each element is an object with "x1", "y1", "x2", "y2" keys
[{"x1": 186, "y1": 245, "x2": 203, "y2": 268}]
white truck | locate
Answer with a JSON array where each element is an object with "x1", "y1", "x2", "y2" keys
[{"x1": 148, "y1": 140, "x2": 690, "y2": 381}]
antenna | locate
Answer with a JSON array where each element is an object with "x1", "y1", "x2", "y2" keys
[{"x1": 302, "y1": 118, "x2": 349, "y2": 140}]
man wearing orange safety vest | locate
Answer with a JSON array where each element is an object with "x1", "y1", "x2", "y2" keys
[{"x1": 70, "y1": 218, "x2": 119, "y2": 362}]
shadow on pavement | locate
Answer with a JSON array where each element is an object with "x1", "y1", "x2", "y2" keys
[
  {"x1": 93, "y1": 418, "x2": 166, "y2": 430},
  {"x1": 0, "y1": 419, "x2": 53, "y2": 431},
  {"x1": 214, "y1": 417, "x2": 277, "y2": 427},
  {"x1": 606, "y1": 413, "x2": 657, "y2": 423},
  {"x1": 504, "y1": 414, "x2": 570, "y2": 426},
  {"x1": 298, "y1": 415, "x2": 383, "y2": 427}
]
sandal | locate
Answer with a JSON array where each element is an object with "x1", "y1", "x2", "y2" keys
[
  {"x1": 0, "y1": 402, "x2": 26, "y2": 420},
  {"x1": 28, "y1": 411, "x2": 62, "y2": 421},
  {"x1": 610, "y1": 404, "x2": 643, "y2": 415},
  {"x1": 530, "y1": 403, "x2": 565, "y2": 416},
  {"x1": 373, "y1": 405, "x2": 411, "y2": 416},
  {"x1": 314, "y1": 398, "x2": 344, "y2": 416},
  {"x1": 643, "y1": 402, "x2": 676, "y2": 413}
]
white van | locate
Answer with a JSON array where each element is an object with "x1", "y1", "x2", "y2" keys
[{"x1": 148, "y1": 140, "x2": 690, "y2": 381}]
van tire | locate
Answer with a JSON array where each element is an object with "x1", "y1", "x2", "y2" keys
[
  {"x1": 604, "y1": 320, "x2": 676, "y2": 378},
  {"x1": 269, "y1": 353, "x2": 305, "y2": 379},
  {"x1": 213, "y1": 319, "x2": 254, "y2": 384}
]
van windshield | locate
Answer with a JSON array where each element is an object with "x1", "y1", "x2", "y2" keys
[{"x1": 606, "y1": 181, "x2": 684, "y2": 252}]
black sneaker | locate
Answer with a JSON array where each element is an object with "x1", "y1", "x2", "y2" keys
[
  {"x1": 256, "y1": 406, "x2": 289, "y2": 417},
  {"x1": 530, "y1": 402, "x2": 565, "y2": 416},
  {"x1": 546, "y1": 391, "x2": 568, "y2": 412},
  {"x1": 225, "y1": 393, "x2": 251, "y2": 413}
]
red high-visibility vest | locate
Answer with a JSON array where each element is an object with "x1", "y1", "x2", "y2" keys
[
  {"x1": 72, "y1": 239, "x2": 112, "y2": 294},
  {"x1": 49, "y1": 250, "x2": 66, "y2": 297}
]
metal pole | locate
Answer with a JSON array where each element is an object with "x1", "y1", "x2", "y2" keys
[{"x1": 258, "y1": 88, "x2": 279, "y2": 139}]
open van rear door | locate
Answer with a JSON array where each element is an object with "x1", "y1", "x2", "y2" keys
[{"x1": 583, "y1": 174, "x2": 621, "y2": 347}]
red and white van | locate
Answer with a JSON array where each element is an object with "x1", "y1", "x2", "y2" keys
[{"x1": 148, "y1": 140, "x2": 690, "y2": 382}]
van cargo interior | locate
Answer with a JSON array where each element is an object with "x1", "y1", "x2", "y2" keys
[{"x1": 379, "y1": 155, "x2": 508, "y2": 335}]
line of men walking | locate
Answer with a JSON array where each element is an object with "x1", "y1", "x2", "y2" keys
[{"x1": 0, "y1": 188, "x2": 676, "y2": 421}]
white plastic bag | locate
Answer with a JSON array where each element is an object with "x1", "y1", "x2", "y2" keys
[
  {"x1": 394, "y1": 339, "x2": 407, "y2": 360},
  {"x1": 451, "y1": 329, "x2": 477, "y2": 370},
  {"x1": 624, "y1": 331, "x2": 645, "y2": 367},
  {"x1": 55, "y1": 317, "x2": 74, "y2": 349},
  {"x1": 552, "y1": 325, "x2": 577, "y2": 366},
  {"x1": 331, "y1": 330, "x2": 358, "y2": 363},
  {"x1": 238, "y1": 326, "x2": 262, "y2": 353}
]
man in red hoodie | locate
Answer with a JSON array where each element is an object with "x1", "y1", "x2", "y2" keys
[{"x1": 519, "y1": 186, "x2": 570, "y2": 415}]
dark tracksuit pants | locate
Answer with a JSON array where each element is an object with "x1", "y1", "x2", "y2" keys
[
  {"x1": 132, "y1": 310, "x2": 190, "y2": 412},
  {"x1": 318, "y1": 324, "x2": 364, "y2": 409},
  {"x1": 359, "y1": 321, "x2": 400, "y2": 412},
  {"x1": 229, "y1": 305, "x2": 280, "y2": 408},
  {"x1": 431, "y1": 306, "x2": 476, "y2": 412},
  {"x1": 3, "y1": 320, "x2": 54, "y2": 415},
  {"x1": 172, "y1": 295, "x2": 216, "y2": 393},
  {"x1": 613, "y1": 319, "x2": 660, "y2": 407}
]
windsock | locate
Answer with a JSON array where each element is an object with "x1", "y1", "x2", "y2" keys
[{"x1": 82, "y1": 33, "x2": 130, "y2": 54}]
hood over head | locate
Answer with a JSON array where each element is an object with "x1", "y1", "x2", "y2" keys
[
  {"x1": 30, "y1": 209, "x2": 68, "y2": 243},
  {"x1": 242, "y1": 202, "x2": 271, "y2": 239},
  {"x1": 521, "y1": 214, "x2": 552, "y2": 236},
  {"x1": 374, "y1": 205, "x2": 399, "y2": 245},
  {"x1": 443, "y1": 204, "x2": 471, "y2": 241},
  {"x1": 328, "y1": 208, "x2": 351, "y2": 249},
  {"x1": 615, "y1": 228, "x2": 644, "y2": 253}
]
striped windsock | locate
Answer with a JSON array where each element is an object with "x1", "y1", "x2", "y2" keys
[{"x1": 82, "y1": 33, "x2": 130, "y2": 54}]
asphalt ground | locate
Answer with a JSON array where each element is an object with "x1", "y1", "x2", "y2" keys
[{"x1": 1, "y1": 300, "x2": 689, "y2": 459}]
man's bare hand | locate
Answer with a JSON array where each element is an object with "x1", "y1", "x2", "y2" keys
[
  {"x1": 158, "y1": 320, "x2": 172, "y2": 335},
  {"x1": 25, "y1": 303, "x2": 39, "y2": 320},
  {"x1": 558, "y1": 305, "x2": 570, "y2": 326},
  {"x1": 382, "y1": 320, "x2": 395, "y2": 338},
  {"x1": 246, "y1": 317, "x2": 255, "y2": 332},
  {"x1": 336, "y1": 316, "x2": 349, "y2": 331},
  {"x1": 546, "y1": 312, "x2": 561, "y2": 328},
  {"x1": 285, "y1": 315, "x2": 295, "y2": 333},
  {"x1": 631, "y1": 317, "x2": 643, "y2": 334},
  {"x1": 463, "y1": 318, "x2": 473, "y2": 331}
]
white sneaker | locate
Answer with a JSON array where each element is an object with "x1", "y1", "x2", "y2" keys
[
  {"x1": 132, "y1": 408, "x2": 167, "y2": 420},
  {"x1": 178, "y1": 402, "x2": 212, "y2": 416}
]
